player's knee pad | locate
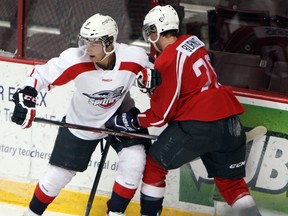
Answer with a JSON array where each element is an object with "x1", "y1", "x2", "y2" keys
[
  {"x1": 141, "y1": 155, "x2": 168, "y2": 198},
  {"x1": 214, "y1": 177, "x2": 250, "y2": 205},
  {"x1": 116, "y1": 145, "x2": 146, "y2": 189},
  {"x1": 38, "y1": 164, "x2": 76, "y2": 197},
  {"x1": 142, "y1": 155, "x2": 168, "y2": 186}
]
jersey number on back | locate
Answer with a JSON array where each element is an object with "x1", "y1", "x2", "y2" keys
[{"x1": 192, "y1": 54, "x2": 219, "y2": 92}]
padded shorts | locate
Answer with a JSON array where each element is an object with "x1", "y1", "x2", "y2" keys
[
  {"x1": 149, "y1": 115, "x2": 246, "y2": 178},
  {"x1": 49, "y1": 126, "x2": 100, "y2": 172}
]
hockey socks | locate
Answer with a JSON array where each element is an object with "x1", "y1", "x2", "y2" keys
[
  {"x1": 29, "y1": 194, "x2": 48, "y2": 215},
  {"x1": 29, "y1": 183, "x2": 56, "y2": 215},
  {"x1": 214, "y1": 177, "x2": 250, "y2": 205},
  {"x1": 107, "y1": 191, "x2": 132, "y2": 213},
  {"x1": 140, "y1": 192, "x2": 163, "y2": 216}
]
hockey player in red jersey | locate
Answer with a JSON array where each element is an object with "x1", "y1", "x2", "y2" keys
[
  {"x1": 106, "y1": 5, "x2": 262, "y2": 216},
  {"x1": 11, "y1": 13, "x2": 161, "y2": 216}
]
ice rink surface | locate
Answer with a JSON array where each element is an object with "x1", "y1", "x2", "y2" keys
[
  {"x1": 1, "y1": 202, "x2": 288, "y2": 216},
  {"x1": 0, "y1": 202, "x2": 75, "y2": 216}
]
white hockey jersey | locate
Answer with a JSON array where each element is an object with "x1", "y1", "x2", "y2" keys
[{"x1": 24, "y1": 43, "x2": 152, "y2": 140}]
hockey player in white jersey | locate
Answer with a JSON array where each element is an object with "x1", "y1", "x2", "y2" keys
[{"x1": 11, "y1": 13, "x2": 163, "y2": 216}]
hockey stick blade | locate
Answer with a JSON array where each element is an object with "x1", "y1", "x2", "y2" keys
[
  {"x1": 33, "y1": 117, "x2": 157, "y2": 140},
  {"x1": 245, "y1": 125, "x2": 267, "y2": 143}
]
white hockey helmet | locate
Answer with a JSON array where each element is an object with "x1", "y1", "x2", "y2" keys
[
  {"x1": 79, "y1": 13, "x2": 118, "y2": 54},
  {"x1": 142, "y1": 5, "x2": 179, "y2": 43}
]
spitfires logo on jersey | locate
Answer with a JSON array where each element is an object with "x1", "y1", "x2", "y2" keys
[{"x1": 83, "y1": 86, "x2": 125, "y2": 108}]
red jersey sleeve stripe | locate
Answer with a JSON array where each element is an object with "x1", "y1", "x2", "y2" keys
[
  {"x1": 33, "y1": 78, "x2": 38, "y2": 89},
  {"x1": 119, "y1": 62, "x2": 144, "y2": 75},
  {"x1": 28, "y1": 69, "x2": 38, "y2": 89},
  {"x1": 52, "y1": 62, "x2": 95, "y2": 86},
  {"x1": 29, "y1": 68, "x2": 35, "y2": 76}
]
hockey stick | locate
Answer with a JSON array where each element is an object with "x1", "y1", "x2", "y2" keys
[
  {"x1": 84, "y1": 136, "x2": 111, "y2": 216},
  {"x1": 34, "y1": 117, "x2": 266, "y2": 142},
  {"x1": 245, "y1": 125, "x2": 267, "y2": 143},
  {"x1": 33, "y1": 117, "x2": 157, "y2": 140}
]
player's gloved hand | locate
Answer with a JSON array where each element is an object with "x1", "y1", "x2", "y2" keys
[
  {"x1": 11, "y1": 86, "x2": 38, "y2": 129},
  {"x1": 105, "y1": 111, "x2": 141, "y2": 132},
  {"x1": 136, "y1": 68, "x2": 162, "y2": 96}
]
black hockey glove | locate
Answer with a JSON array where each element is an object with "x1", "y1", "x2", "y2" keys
[
  {"x1": 105, "y1": 109, "x2": 141, "y2": 132},
  {"x1": 136, "y1": 68, "x2": 162, "y2": 96},
  {"x1": 11, "y1": 86, "x2": 38, "y2": 129}
]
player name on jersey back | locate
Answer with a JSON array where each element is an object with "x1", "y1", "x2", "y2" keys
[{"x1": 176, "y1": 35, "x2": 205, "y2": 57}]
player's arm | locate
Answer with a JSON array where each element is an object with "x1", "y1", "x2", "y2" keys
[
  {"x1": 137, "y1": 61, "x2": 180, "y2": 128},
  {"x1": 11, "y1": 61, "x2": 55, "y2": 129},
  {"x1": 24, "y1": 48, "x2": 79, "y2": 91},
  {"x1": 11, "y1": 86, "x2": 38, "y2": 129},
  {"x1": 105, "y1": 105, "x2": 141, "y2": 132},
  {"x1": 105, "y1": 75, "x2": 174, "y2": 131},
  {"x1": 104, "y1": 87, "x2": 141, "y2": 132},
  {"x1": 136, "y1": 68, "x2": 162, "y2": 97},
  {"x1": 11, "y1": 49, "x2": 78, "y2": 128},
  {"x1": 106, "y1": 62, "x2": 179, "y2": 130},
  {"x1": 129, "y1": 46, "x2": 161, "y2": 96}
]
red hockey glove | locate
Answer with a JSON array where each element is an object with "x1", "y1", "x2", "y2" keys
[
  {"x1": 136, "y1": 68, "x2": 162, "y2": 96},
  {"x1": 105, "y1": 111, "x2": 141, "y2": 132},
  {"x1": 11, "y1": 86, "x2": 38, "y2": 129}
]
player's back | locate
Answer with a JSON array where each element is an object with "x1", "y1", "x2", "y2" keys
[{"x1": 156, "y1": 34, "x2": 245, "y2": 122}]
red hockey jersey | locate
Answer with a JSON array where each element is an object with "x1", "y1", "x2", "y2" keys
[{"x1": 138, "y1": 35, "x2": 245, "y2": 128}]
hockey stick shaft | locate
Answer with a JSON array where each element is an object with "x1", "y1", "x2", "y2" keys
[
  {"x1": 34, "y1": 118, "x2": 266, "y2": 142},
  {"x1": 33, "y1": 117, "x2": 157, "y2": 140},
  {"x1": 84, "y1": 136, "x2": 111, "y2": 216}
]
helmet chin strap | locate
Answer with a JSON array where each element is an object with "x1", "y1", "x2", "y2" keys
[
  {"x1": 149, "y1": 34, "x2": 161, "y2": 53},
  {"x1": 97, "y1": 42, "x2": 116, "y2": 63},
  {"x1": 152, "y1": 42, "x2": 161, "y2": 53},
  {"x1": 97, "y1": 52, "x2": 111, "y2": 63}
]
